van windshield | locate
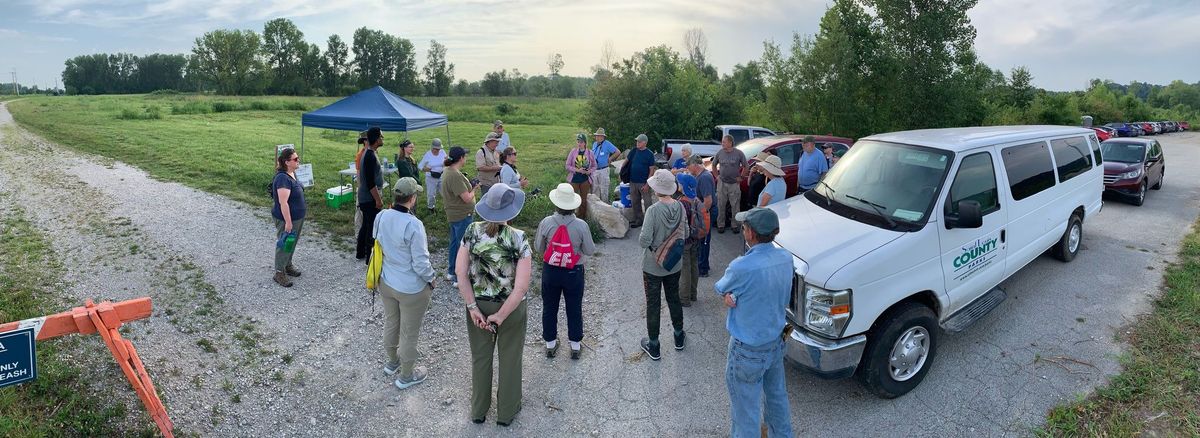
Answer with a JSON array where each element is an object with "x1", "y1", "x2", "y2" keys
[{"x1": 805, "y1": 140, "x2": 952, "y2": 231}]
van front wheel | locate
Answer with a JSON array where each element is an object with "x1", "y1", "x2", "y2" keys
[
  {"x1": 1051, "y1": 214, "x2": 1082, "y2": 262},
  {"x1": 857, "y1": 303, "x2": 939, "y2": 399}
]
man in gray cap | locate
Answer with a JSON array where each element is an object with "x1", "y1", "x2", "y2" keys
[
  {"x1": 494, "y1": 120, "x2": 511, "y2": 151},
  {"x1": 714, "y1": 207, "x2": 793, "y2": 437},
  {"x1": 476, "y1": 132, "x2": 503, "y2": 195},
  {"x1": 625, "y1": 133, "x2": 658, "y2": 228},
  {"x1": 417, "y1": 138, "x2": 446, "y2": 211}
]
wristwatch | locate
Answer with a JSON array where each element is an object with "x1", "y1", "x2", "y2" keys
[{"x1": 466, "y1": 302, "x2": 478, "y2": 310}]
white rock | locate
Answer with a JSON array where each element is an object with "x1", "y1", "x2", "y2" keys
[{"x1": 587, "y1": 194, "x2": 628, "y2": 238}]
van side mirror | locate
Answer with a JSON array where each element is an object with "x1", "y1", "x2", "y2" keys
[{"x1": 948, "y1": 200, "x2": 983, "y2": 229}]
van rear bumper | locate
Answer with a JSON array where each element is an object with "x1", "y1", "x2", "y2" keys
[{"x1": 784, "y1": 327, "x2": 867, "y2": 379}]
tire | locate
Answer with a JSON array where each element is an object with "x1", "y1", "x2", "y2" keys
[
  {"x1": 1131, "y1": 182, "x2": 1146, "y2": 206},
  {"x1": 856, "y1": 302, "x2": 939, "y2": 399},
  {"x1": 1152, "y1": 169, "x2": 1163, "y2": 190},
  {"x1": 1051, "y1": 213, "x2": 1083, "y2": 262}
]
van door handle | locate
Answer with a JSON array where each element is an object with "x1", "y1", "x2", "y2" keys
[{"x1": 1000, "y1": 229, "x2": 1006, "y2": 243}]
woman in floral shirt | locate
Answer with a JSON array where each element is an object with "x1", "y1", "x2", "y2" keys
[{"x1": 454, "y1": 183, "x2": 532, "y2": 427}]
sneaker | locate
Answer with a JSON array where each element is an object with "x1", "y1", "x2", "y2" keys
[
  {"x1": 444, "y1": 273, "x2": 455, "y2": 282},
  {"x1": 285, "y1": 264, "x2": 302, "y2": 277},
  {"x1": 640, "y1": 338, "x2": 661, "y2": 361},
  {"x1": 699, "y1": 272, "x2": 709, "y2": 278},
  {"x1": 452, "y1": 280, "x2": 459, "y2": 289},
  {"x1": 394, "y1": 367, "x2": 427, "y2": 390},
  {"x1": 570, "y1": 348, "x2": 581, "y2": 360},
  {"x1": 383, "y1": 362, "x2": 400, "y2": 376},
  {"x1": 674, "y1": 330, "x2": 686, "y2": 350},
  {"x1": 546, "y1": 343, "x2": 559, "y2": 358},
  {"x1": 273, "y1": 271, "x2": 293, "y2": 288},
  {"x1": 717, "y1": 227, "x2": 726, "y2": 234}
]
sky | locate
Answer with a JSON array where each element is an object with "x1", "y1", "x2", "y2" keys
[{"x1": 1, "y1": 0, "x2": 1198, "y2": 92}]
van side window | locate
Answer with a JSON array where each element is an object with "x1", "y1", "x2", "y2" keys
[
  {"x1": 945, "y1": 152, "x2": 999, "y2": 216},
  {"x1": 1050, "y1": 137, "x2": 1091, "y2": 183},
  {"x1": 1090, "y1": 135, "x2": 1102, "y2": 165},
  {"x1": 730, "y1": 129, "x2": 750, "y2": 145},
  {"x1": 1002, "y1": 141, "x2": 1056, "y2": 201}
]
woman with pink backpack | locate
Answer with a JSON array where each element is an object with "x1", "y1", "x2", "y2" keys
[{"x1": 534, "y1": 183, "x2": 597, "y2": 360}]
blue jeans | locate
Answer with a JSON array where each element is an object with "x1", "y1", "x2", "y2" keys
[
  {"x1": 447, "y1": 215, "x2": 473, "y2": 275},
  {"x1": 698, "y1": 209, "x2": 716, "y2": 274},
  {"x1": 726, "y1": 337, "x2": 792, "y2": 438}
]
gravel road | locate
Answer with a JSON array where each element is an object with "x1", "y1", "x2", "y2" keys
[{"x1": 2, "y1": 100, "x2": 1197, "y2": 437}]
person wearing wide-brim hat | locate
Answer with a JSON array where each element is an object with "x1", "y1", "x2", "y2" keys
[
  {"x1": 756, "y1": 154, "x2": 787, "y2": 207},
  {"x1": 493, "y1": 120, "x2": 512, "y2": 151},
  {"x1": 455, "y1": 183, "x2": 532, "y2": 427},
  {"x1": 637, "y1": 169, "x2": 690, "y2": 361},
  {"x1": 748, "y1": 151, "x2": 772, "y2": 210},
  {"x1": 534, "y1": 184, "x2": 597, "y2": 360},
  {"x1": 374, "y1": 177, "x2": 435, "y2": 390},
  {"x1": 417, "y1": 138, "x2": 446, "y2": 211},
  {"x1": 589, "y1": 128, "x2": 621, "y2": 202},
  {"x1": 476, "y1": 132, "x2": 504, "y2": 195}
]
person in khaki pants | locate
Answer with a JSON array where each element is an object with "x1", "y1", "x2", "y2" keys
[
  {"x1": 456, "y1": 183, "x2": 532, "y2": 427},
  {"x1": 712, "y1": 134, "x2": 747, "y2": 233},
  {"x1": 373, "y1": 178, "x2": 436, "y2": 389}
]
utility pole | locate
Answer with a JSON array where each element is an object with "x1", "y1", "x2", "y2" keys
[{"x1": 11, "y1": 70, "x2": 18, "y2": 96}]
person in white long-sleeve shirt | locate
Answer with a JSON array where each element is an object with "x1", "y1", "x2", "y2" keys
[{"x1": 417, "y1": 139, "x2": 447, "y2": 211}]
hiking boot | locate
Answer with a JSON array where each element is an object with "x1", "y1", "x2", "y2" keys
[
  {"x1": 570, "y1": 348, "x2": 581, "y2": 360},
  {"x1": 546, "y1": 343, "x2": 559, "y2": 358},
  {"x1": 383, "y1": 362, "x2": 400, "y2": 376},
  {"x1": 640, "y1": 338, "x2": 661, "y2": 361},
  {"x1": 681, "y1": 300, "x2": 692, "y2": 307},
  {"x1": 285, "y1": 264, "x2": 302, "y2": 277},
  {"x1": 674, "y1": 330, "x2": 686, "y2": 351},
  {"x1": 717, "y1": 227, "x2": 726, "y2": 234},
  {"x1": 273, "y1": 271, "x2": 293, "y2": 287},
  {"x1": 394, "y1": 367, "x2": 427, "y2": 390}
]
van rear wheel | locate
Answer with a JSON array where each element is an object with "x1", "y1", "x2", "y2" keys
[
  {"x1": 1051, "y1": 214, "x2": 1082, "y2": 262},
  {"x1": 857, "y1": 302, "x2": 939, "y2": 399}
]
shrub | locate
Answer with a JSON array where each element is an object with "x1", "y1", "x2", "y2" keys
[
  {"x1": 171, "y1": 101, "x2": 212, "y2": 115},
  {"x1": 212, "y1": 101, "x2": 239, "y2": 113},
  {"x1": 496, "y1": 102, "x2": 516, "y2": 115},
  {"x1": 148, "y1": 89, "x2": 180, "y2": 96},
  {"x1": 117, "y1": 106, "x2": 163, "y2": 120}
]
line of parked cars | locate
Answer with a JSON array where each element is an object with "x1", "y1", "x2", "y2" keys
[{"x1": 1098, "y1": 120, "x2": 1189, "y2": 139}]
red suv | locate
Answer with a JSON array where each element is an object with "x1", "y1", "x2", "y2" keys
[
  {"x1": 1100, "y1": 138, "x2": 1165, "y2": 206},
  {"x1": 719, "y1": 135, "x2": 854, "y2": 208}
]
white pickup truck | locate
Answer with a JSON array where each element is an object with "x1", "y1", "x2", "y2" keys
[
  {"x1": 770, "y1": 126, "x2": 1103, "y2": 398},
  {"x1": 662, "y1": 125, "x2": 775, "y2": 165}
]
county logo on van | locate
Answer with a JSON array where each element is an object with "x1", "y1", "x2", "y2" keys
[{"x1": 954, "y1": 237, "x2": 999, "y2": 269}]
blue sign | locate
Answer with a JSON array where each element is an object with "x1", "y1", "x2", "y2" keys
[{"x1": 0, "y1": 328, "x2": 37, "y2": 389}]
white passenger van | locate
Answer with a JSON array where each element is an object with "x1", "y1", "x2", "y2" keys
[{"x1": 770, "y1": 126, "x2": 1103, "y2": 398}]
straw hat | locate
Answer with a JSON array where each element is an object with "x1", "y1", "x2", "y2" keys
[
  {"x1": 549, "y1": 183, "x2": 582, "y2": 210},
  {"x1": 475, "y1": 183, "x2": 526, "y2": 222},
  {"x1": 756, "y1": 155, "x2": 785, "y2": 176},
  {"x1": 648, "y1": 169, "x2": 678, "y2": 196}
]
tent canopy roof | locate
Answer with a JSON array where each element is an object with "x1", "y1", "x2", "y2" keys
[{"x1": 301, "y1": 86, "x2": 447, "y2": 132}]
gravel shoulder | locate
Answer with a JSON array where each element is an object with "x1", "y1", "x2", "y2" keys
[{"x1": 4, "y1": 97, "x2": 1199, "y2": 437}]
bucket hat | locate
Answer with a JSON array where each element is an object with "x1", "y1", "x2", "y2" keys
[
  {"x1": 756, "y1": 155, "x2": 785, "y2": 176},
  {"x1": 475, "y1": 183, "x2": 526, "y2": 222},
  {"x1": 648, "y1": 169, "x2": 678, "y2": 196},
  {"x1": 549, "y1": 183, "x2": 582, "y2": 210},
  {"x1": 593, "y1": 128, "x2": 606, "y2": 137}
]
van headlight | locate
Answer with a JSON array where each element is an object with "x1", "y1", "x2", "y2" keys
[
  {"x1": 1119, "y1": 168, "x2": 1142, "y2": 180},
  {"x1": 804, "y1": 284, "x2": 852, "y2": 338}
]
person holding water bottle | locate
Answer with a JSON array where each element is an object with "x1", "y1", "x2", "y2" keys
[{"x1": 272, "y1": 147, "x2": 307, "y2": 287}]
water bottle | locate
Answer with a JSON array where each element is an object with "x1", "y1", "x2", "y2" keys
[{"x1": 277, "y1": 232, "x2": 298, "y2": 253}]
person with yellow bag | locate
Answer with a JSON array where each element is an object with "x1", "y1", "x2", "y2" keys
[{"x1": 368, "y1": 177, "x2": 436, "y2": 390}]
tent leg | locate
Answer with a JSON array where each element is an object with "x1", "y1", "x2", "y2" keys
[
  {"x1": 300, "y1": 126, "x2": 305, "y2": 161},
  {"x1": 446, "y1": 125, "x2": 451, "y2": 145}
]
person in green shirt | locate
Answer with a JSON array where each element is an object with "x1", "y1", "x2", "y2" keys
[
  {"x1": 440, "y1": 146, "x2": 478, "y2": 287},
  {"x1": 395, "y1": 140, "x2": 419, "y2": 181}
]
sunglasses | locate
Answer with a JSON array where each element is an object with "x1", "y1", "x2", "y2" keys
[{"x1": 288, "y1": 156, "x2": 300, "y2": 162}]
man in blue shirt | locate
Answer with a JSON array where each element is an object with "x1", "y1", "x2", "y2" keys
[
  {"x1": 590, "y1": 128, "x2": 622, "y2": 202},
  {"x1": 797, "y1": 135, "x2": 829, "y2": 191},
  {"x1": 625, "y1": 133, "x2": 657, "y2": 228},
  {"x1": 687, "y1": 155, "x2": 717, "y2": 277},
  {"x1": 715, "y1": 207, "x2": 793, "y2": 437}
]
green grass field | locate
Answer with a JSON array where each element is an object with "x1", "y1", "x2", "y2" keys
[
  {"x1": 1040, "y1": 219, "x2": 1200, "y2": 436},
  {"x1": 8, "y1": 94, "x2": 607, "y2": 245}
]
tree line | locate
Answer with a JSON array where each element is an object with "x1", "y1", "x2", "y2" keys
[
  {"x1": 61, "y1": 18, "x2": 594, "y2": 98},
  {"x1": 583, "y1": 0, "x2": 1200, "y2": 147}
]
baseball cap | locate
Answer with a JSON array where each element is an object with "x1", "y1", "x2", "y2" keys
[
  {"x1": 448, "y1": 146, "x2": 467, "y2": 163},
  {"x1": 576, "y1": 133, "x2": 587, "y2": 143},
  {"x1": 431, "y1": 138, "x2": 442, "y2": 149},
  {"x1": 394, "y1": 177, "x2": 423, "y2": 196},
  {"x1": 493, "y1": 120, "x2": 504, "y2": 128},
  {"x1": 735, "y1": 207, "x2": 780, "y2": 235},
  {"x1": 802, "y1": 135, "x2": 814, "y2": 143},
  {"x1": 635, "y1": 133, "x2": 649, "y2": 143}
]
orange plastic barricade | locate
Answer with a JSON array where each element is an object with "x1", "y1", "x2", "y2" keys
[{"x1": 0, "y1": 298, "x2": 173, "y2": 438}]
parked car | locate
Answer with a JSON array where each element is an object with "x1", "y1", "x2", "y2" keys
[
  {"x1": 1100, "y1": 138, "x2": 1164, "y2": 206},
  {"x1": 663, "y1": 124, "x2": 776, "y2": 164},
  {"x1": 1181, "y1": 121, "x2": 1190, "y2": 131},
  {"x1": 1089, "y1": 127, "x2": 1111, "y2": 142},
  {"x1": 728, "y1": 134, "x2": 854, "y2": 209},
  {"x1": 1138, "y1": 122, "x2": 1157, "y2": 135},
  {"x1": 1103, "y1": 122, "x2": 1137, "y2": 137},
  {"x1": 1094, "y1": 126, "x2": 1117, "y2": 138},
  {"x1": 1128, "y1": 124, "x2": 1144, "y2": 136},
  {"x1": 772, "y1": 125, "x2": 1102, "y2": 398}
]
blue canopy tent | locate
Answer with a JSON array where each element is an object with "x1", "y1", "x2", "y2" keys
[{"x1": 298, "y1": 85, "x2": 449, "y2": 159}]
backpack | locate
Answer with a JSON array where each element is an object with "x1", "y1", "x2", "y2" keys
[
  {"x1": 680, "y1": 197, "x2": 709, "y2": 243},
  {"x1": 653, "y1": 202, "x2": 688, "y2": 271},
  {"x1": 542, "y1": 224, "x2": 579, "y2": 269},
  {"x1": 618, "y1": 156, "x2": 632, "y2": 183}
]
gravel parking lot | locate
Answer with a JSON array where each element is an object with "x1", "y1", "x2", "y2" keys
[{"x1": 2, "y1": 99, "x2": 1197, "y2": 437}]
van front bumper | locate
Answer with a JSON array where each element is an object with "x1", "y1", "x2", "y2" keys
[{"x1": 784, "y1": 327, "x2": 867, "y2": 379}]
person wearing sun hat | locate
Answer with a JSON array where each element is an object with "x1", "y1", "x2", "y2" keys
[
  {"x1": 748, "y1": 151, "x2": 771, "y2": 208},
  {"x1": 476, "y1": 132, "x2": 503, "y2": 194},
  {"x1": 417, "y1": 138, "x2": 446, "y2": 211},
  {"x1": 493, "y1": 120, "x2": 511, "y2": 151},
  {"x1": 534, "y1": 184, "x2": 597, "y2": 360},
  {"x1": 638, "y1": 169, "x2": 689, "y2": 361},
  {"x1": 756, "y1": 154, "x2": 787, "y2": 207},
  {"x1": 373, "y1": 177, "x2": 435, "y2": 390},
  {"x1": 715, "y1": 207, "x2": 793, "y2": 437},
  {"x1": 455, "y1": 183, "x2": 532, "y2": 427},
  {"x1": 590, "y1": 128, "x2": 621, "y2": 202}
]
